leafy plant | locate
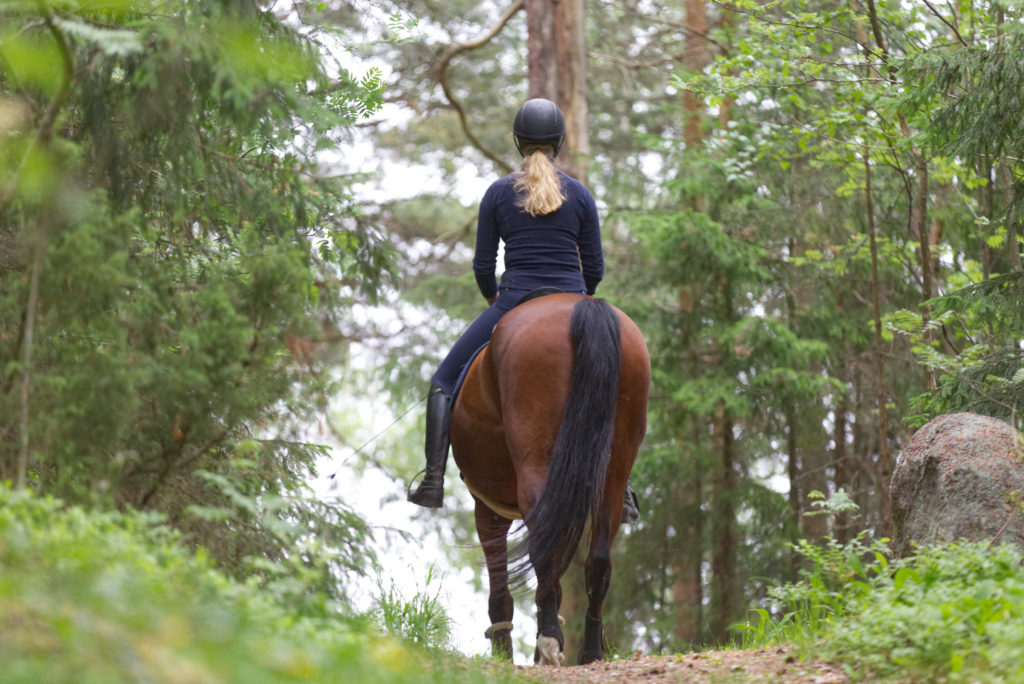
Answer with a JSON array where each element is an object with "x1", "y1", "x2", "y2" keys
[
  {"x1": 741, "y1": 528, "x2": 1024, "y2": 681},
  {"x1": 0, "y1": 484, "x2": 537, "y2": 683}
]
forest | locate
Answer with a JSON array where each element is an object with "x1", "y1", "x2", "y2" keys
[{"x1": 2, "y1": 0, "x2": 1024, "y2": 681}]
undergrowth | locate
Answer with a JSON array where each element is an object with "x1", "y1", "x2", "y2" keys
[
  {"x1": 740, "y1": 532, "x2": 1024, "y2": 682},
  {"x1": 0, "y1": 485, "x2": 530, "y2": 683}
]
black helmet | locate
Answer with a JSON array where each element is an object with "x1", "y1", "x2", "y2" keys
[{"x1": 513, "y1": 98, "x2": 565, "y2": 157}]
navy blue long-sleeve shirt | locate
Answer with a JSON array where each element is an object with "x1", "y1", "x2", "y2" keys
[{"x1": 472, "y1": 171, "x2": 604, "y2": 298}]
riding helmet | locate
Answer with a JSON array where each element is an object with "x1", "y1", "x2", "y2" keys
[{"x1": 513, "y1": 98, "x2": 565, "y2": 157}]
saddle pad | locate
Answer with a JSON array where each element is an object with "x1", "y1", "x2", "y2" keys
[
  {"x1": 451, "y1": 342, "x2": 488, "y2": 406},
  {"x1": 462, "y1": 476, "x2": 522, "y2": 520}
]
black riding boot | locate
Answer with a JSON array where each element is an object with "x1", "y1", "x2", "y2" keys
[{"x1": 407, "y1": 383, "x2": 451, "y2": 508}]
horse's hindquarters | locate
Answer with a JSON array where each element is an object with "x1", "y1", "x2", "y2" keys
[{"x1": 450, "y1": 347, "x2": 518, "y2": 511}]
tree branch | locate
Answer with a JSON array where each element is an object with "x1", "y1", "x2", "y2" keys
[
  {"x1": 717, "y1": 1, "x2": 887, "y2": 63},
  {"x1": 138, "y1": 429, "x2": 230, "y2": 508},
  {"x1": 432, "y1": 1, "x2": 523, "y2": 175},
  {"x1": 922, "y1": 0, "x2": 968, "y2": 47}
]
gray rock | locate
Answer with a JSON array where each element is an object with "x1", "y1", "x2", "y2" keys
[{"x1": 891, "y1": 412, "x2": 1024, "y2": 557}]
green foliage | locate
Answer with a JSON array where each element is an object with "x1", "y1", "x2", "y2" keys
[
  {"x1": 742, "y1": 533, "x2": 1024, "y2": 682},
  {"x1": 0, "y1": 484, "x2": 386, "y2": 682},
  {"x1": 899, "y1": 273, "x2": 1024, "y2": 427},
  {"x1": 0, "y1": 0, "x2": 393, "y2": 586},
  {"x1": 0, "y1": 484, "x2": 541, "y2": 683},
  {"x1": 831, "y1": 542, "x2": 1024, "y2": 681}
]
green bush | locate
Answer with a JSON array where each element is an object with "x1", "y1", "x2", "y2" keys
[
  {"x1": 0, "y1": 485, "x2": 524, "y2": 683},
  {"x1": 742, "y1": 533, "x2": 1024, "y2": 682},
  {"x1": 833, "y1": 542, "x2": 1024, "y2": 681}
]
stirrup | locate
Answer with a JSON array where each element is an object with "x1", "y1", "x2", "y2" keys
[
  {"x1": 621, "y1": 488, "x2": 640, "y2": 524},
  {"x1": 407, "y1": 468, "x2": 443, "y2": 508}
]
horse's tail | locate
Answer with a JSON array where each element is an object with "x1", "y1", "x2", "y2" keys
[{"x1": 516, "y1": 297, "x2": 621, "y2": 585}]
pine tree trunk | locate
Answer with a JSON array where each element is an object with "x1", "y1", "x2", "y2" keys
[
  {"x1": 710, "y1": 400, "x2": 738, "y2": 642},
  {"x1": 671, "y1": 0, "x2": 714, "y2": 643},
  {"x1": 671, "y1": 427, "x2": 703, "y2": 644},
  {"x1": 526, "y1": 0, "x2": 589, "y2": 183},
  {"x1": 864, "y1": 147, "x2": 894, "y2": 538},
  {"x1": 832, "y1": 360, "x2": 854, "y2": 544},
  {"x1": 682, "y1": 0, "x2": 709, "y2": 146},
  {"x1": 786, "y1": 406, "x2": 800, "y2": 577}
]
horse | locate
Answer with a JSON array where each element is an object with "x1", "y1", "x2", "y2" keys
[{"x1": 449, "y1": 292, "x2": 650, "y2": 666}]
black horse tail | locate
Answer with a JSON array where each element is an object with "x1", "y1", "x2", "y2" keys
[{"x1": 515, "y1": 297, "x2": 621, "y2": 586}]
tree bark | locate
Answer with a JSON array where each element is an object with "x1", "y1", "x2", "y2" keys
[
  {"x1": 709, "y1": 400, "x2": 738, "y2": 642},
  {"x1": 909, "y1": 150, "x2": 937, "y2": 390},
  {"x1": 683, "y1": 0, "x2": 710, "y2": 146},
  {"x1": 671, "y1": 429, "x2": 703, "y2": 644},
  {"x1": 998, "y1": 162, "x2": 1023, "y2": 273},
  {"x1": 527, "y1": 0, "x2": 590, "y2": 183},
  {"x1": 832, "y1": 360, "x2": 854, "y2": 544},
  {"x1": 16, "y1": 245, "x2": 43, "y2": 490},
  {"x1": 786, "y1": 406, "x2": 800, "y2": 576},
  {"x1": 864, "y1": 147, "x2": 895, "y2": 539}
]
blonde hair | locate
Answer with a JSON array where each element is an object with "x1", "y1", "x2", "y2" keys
[{"x1": 513, "y1": 146, "x2": 565, "y2": 216}]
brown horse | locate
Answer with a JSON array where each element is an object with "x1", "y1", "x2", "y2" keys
[{"x1": 449, "y1": 293, "x2": 650, "y2": 666}]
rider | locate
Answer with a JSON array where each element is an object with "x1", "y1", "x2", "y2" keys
[{"x1": 408, "y1": 98, "x2": 638, "y2": 522}]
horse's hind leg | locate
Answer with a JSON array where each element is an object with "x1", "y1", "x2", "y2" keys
[
  {"x1": 474, "y1": 498, "x2": 514, "y2": 660},
  {"x1": 531, "y1": 544, "x2": 565, "y2": 666},
  {"x1": 578, "y1": 514, "x2": 616, "y2": 664}
]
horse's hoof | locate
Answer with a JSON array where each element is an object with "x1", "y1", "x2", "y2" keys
[{"x1": 536, "y1": 635, "x2": 565, "y2": 667}]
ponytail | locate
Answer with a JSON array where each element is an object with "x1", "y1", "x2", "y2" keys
[{"x1": 513, "y1": 146, "x2": 565, "y2": 216}]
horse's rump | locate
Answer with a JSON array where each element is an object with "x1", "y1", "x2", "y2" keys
[
  {"x1": 448, "y1": 292, "x2": 650, "y2": 664},
  {"x1": 452, "y1": 294, "x2": 649, "y2": 580}
]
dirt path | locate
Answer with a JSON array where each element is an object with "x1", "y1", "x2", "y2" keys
[{"x1": 510, "y1": 649, "x2": 850, "y2": 683}]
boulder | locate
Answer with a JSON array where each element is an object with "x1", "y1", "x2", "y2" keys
[{"x1": 891, "y1": 412, "x2": 1024, "y2": 557}]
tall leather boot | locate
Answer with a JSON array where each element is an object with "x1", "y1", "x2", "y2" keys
[{"x1": 407, "y1": 382, "x2": 451, "y2": 508}]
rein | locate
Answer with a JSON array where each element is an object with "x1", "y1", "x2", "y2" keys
[{"x1": 327, "y1": 395, "x2": 425, "y2": 480}]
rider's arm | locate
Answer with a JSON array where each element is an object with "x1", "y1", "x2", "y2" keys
[
  {"x1": 473, "y1": 182, "x2": 503, "y2": 301},
  {"x1": 577, "y1": 189, "x2": 604, "y2": 295}
]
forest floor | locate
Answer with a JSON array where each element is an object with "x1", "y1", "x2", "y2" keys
[{"x1": 504, "y1": 648, "x2": 850, "y2": 683}]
